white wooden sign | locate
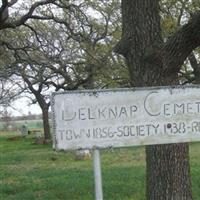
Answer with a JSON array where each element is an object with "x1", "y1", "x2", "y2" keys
[{"x1": 51, "y1": 85, "x2": 200, "y2": 150}]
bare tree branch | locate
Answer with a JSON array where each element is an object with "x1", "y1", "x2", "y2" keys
[
  {"x1": 161, "y1": 11, "x2": 200, "y2": 76},
  {"x1": 188, "y1": 52, "x2": 200, "y2": 83},
  {"x1": 8, "y1": 0, "x2": 18, "y2": 7},
  {"x1": 0, "y1": 0, "x2": 56, "y2": 29}
]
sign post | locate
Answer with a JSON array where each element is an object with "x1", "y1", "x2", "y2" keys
[
  {"x1": 51, "y1": 85, "x2": 200, "y2": 199},
  {"x1": 93, "y1": 149, "x2": 103, "y2": 200}
]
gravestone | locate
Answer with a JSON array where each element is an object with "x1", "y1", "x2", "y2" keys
[{"x1": 20, "y1": 124, "x2": 28, "y2": 137}]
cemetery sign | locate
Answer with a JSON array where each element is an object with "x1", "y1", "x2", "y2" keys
[{"x1": 51, "y1": 85, "x2": 200, "y2": 150}]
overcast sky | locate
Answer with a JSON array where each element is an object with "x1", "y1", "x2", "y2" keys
[{"x1": 8, "y1": 97, "x2": 41, "y2": 116}]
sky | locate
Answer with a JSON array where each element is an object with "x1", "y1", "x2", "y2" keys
[{"x1": 8, "y1": 97, "x2": 42, "y2": 116}]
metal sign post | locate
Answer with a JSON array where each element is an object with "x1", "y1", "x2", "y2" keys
[{"x1": 93, "y1": 149, "x2": 103, "y2": 200}]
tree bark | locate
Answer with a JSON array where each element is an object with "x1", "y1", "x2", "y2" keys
[
  {"x1": 35, "y1": 96, "x2": 51, "y2": 140},
  {"x1": 22, "y1": 75, "x2": 51, "y2": 140},
  {"x1": 114, "y1": 0, "x2": 197, "y2": 199},
  {"x1": 189, "y1": 53, "x2": 200, "y2": 84},
  {"x1": 146, "y1": 144, "x2": 191, "y2": 200},
  {"x1": 41, "y1": 104, "x2": 51, "y2": 140}
]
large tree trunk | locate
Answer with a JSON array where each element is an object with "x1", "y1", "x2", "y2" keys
[
  {"x1": 146, "y1": 144, "x2": 191, "y2": 199},
  {"x1": 114, "y1": 0, "x2": 199, "y2": 199}
]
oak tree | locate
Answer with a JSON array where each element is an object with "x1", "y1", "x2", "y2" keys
[{"x1": 115, "y1": 0, "x2": 200, "y2": 199}]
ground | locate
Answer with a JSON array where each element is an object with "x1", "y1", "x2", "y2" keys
[{"x1": 0, "y1": 131, "x2": 200, "y2": 200}]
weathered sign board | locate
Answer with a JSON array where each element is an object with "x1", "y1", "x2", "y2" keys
[{"x1": 51, "y1": 85, "x2": 200, "y2": 150}]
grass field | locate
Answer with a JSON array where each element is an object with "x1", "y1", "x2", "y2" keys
[{"x1": 0, "y1": 132, "x2": 200, "y2": 200}]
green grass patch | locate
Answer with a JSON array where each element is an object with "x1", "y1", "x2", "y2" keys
[{"x1": 0, "y1": 132, "x2": 199, "y2": 200}]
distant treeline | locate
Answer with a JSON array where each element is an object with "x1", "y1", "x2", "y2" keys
[
  {"x1": 9, "y1": 114, "x2": 42, "y2": 122},
  {"x1": 0, "y1": 113, "x2": 52, "y2": 122}
]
